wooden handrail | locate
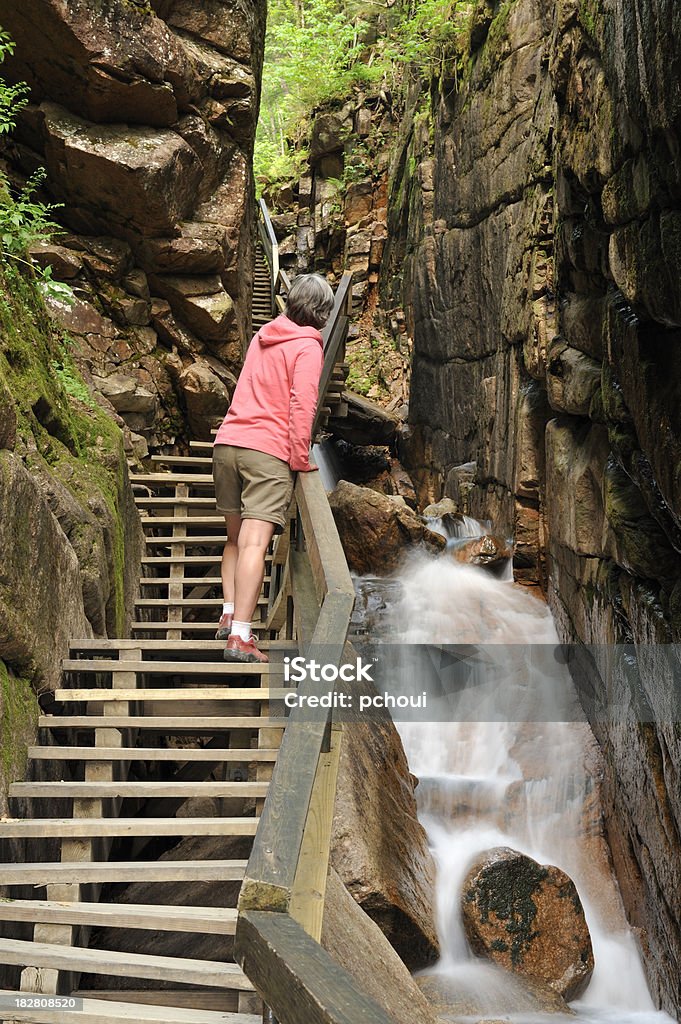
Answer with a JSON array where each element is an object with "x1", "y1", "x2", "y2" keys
[
  {"x1": 257, "y1": 198, "x2": 280, "y2": 312},
  {"x1": 237, "y1": 911, "x2": 395, "y2": 1024},
  {"x1": 233, "y1": 244, "x2": 379, "y2": 1022}
]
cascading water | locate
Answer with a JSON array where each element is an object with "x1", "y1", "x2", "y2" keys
[{"x1": 354, "y1": 549, "x2": 677, "y2": 1024}]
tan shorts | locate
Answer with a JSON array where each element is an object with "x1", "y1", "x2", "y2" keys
[{"x1": 212, "y1": 445, "x2": 294, "y2": 533}]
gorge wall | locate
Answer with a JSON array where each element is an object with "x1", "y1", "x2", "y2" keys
[
  {"x1": 385, "y1": 0, "x2": 681, "y2": 1014},
  {"x1": 0, "y1": 0, "x2": 266, "y2": 448}
]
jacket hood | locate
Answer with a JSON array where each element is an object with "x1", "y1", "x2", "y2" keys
[{"x1": 257, "y1": 314, "x2": 323, "y2": 347}]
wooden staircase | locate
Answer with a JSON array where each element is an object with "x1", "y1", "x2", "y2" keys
[
  {"x1": 0, "y1": 451, "x2": 284, "y2": 1023},
  {"x1": 251, "y1": 245, "x2": 273, "y2": 334}
]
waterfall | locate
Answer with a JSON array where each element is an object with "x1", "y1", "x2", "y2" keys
[
  {"x1": 359, "y1": 550, "x2": 676, "y2": 1024},
  {"x1": 312, "y1": 439, "x2": 343, "y2": 491}
]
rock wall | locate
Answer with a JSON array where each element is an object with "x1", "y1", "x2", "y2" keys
[
  {"x1": 385, "y1": 0, "x2": 681, "y2": 1014},
  {"x1": 0, "y1": 0, "x2": 266, "y2": 445}
]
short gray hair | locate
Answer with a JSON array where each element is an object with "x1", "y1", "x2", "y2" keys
[{"x1": 285, "y1": 273, "x2": 335, "y2": 329}]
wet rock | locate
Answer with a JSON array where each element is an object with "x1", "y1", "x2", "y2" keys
[
  {"x1": 41, "y1": 103, "x2": 203, "y2": 237},
  {"x1": 149, "y1": 274, "x2": 234, "y2": 343},
  {"x1": 328, "y1": 480, "x2": 446, "y2": 574},
  {"x1": 461, "y1": 847, "x2": 594, "y2": 1000},
  {"x1": 328, "y1": 389, "x2": 399, "y2": 445},
  {"x1": 321, "y1": 869, "x2": 439, "y2": 1024},
  {"x1": 417, "y1": 968, "x2": 572, "y2": 1019},
  {"x1": 332, "y1": 714, "x2": 440, "y2": 969},
  {"x1": 450, "y1": 535, "x2": 513, "y2": 575},
  {"x1": 423, "y1": 498, "x2": 459, "y2": 519},
  {"x1": 0, "y1": 378, "x2": 17, "y2": 450},
  {"x1": 178, "y1": 359, "x2": 236, "y2": 438}
]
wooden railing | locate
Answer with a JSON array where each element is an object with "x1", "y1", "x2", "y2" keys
[{"x1": 234, "y1": 209, "x2": 394, "y2": 1024}]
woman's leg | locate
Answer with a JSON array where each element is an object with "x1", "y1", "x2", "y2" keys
[
  {"x1": 221, "y1": 513, "x2": 242, "y2": 604},
  {"x1": 233, "y1": 518, "x2": 276, "y2": 625}
]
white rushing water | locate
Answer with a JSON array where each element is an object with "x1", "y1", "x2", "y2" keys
[{"x1": 361, "y1": 551, "x2": 676, "y2": 1024}]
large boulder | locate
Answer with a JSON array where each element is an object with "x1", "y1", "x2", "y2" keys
[
  {"x1": 321, "y1": 869, "x2": 439, "y2": 1024},
  {"x1": 0, "y1": 453, "x2": 91, "y2": 690},
  {"x1": 450, "y1": 535, "x2": 513, "y2": 575},
  {"x1": 149, "y1": 274, "x2": 234, "y2": 342},
  {"x1": 332, "y1": 715, "x2": 440, "y2": 970},
  {"x1": 461, "y1": 847, "x2": 594, "y2": 1000},
  {"x1": 0, "y1": 0, "x2": 194, "y2": 126},
  {"x1": 41, "y1": 103, "x2": 203, "y2": 237},
  {"x1": 178, "y1": 359, "x2": 236, "y2": 438},
  {"x1": 328, "y1": 390, "x2": 399, "y2": 446},
  {"x1": 328, "y1": 480, "x2": 446, "y2": 574}
]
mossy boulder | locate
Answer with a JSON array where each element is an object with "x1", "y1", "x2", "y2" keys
[{"x1": 462, "y1": 847, "x2": 594, "y2": 1000}]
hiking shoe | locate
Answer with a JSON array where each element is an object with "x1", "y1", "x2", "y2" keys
[
  {"x1": 224, "y1": 634, "x2": 268, "y2": 664},
  {"x1": 215, "y1": 612, "x2": 233, "y2": 640}
]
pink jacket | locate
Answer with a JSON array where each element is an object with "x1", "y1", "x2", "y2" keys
[{"x1": 214, "y1": 315, "x2": 324, "y2": 471}]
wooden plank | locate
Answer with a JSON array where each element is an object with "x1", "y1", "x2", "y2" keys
[
  {"x1": 290, "y1": 547, "x2": 321, "y2": 650},
  {"x1": 150, "y1": 455, "x2": 212, "y2": 467},
  {"x1": 61, "y1": 660, "x2": 269, "y2": 675},
  {"x1": 0, "y1": 902, "x2": 239, "y2": 934},
  {"x1": 289, "y1": 723, "x2": 343, "y2": 940},
  {"x1": 0, "y1": 862, "x2": 247, "y2": 884},
  {"x1": 131, "y1": 622, "x2": 265, "y2": 633},
  {"x1": 68, "y1": 639, "x2": 288, "y2": 651},
  {"x1": 136, "y1": 498, "x2": 216, "y2": 508},
  {"x1": 135, "y1": 598, "x2": 266, "y2": 607},
  {"x1": 74, "y1": 991, "x2": 255, "y2": 1014},
  {"x1": 27, "y1": 747, "x2": 278, "y2": 762},
  {"x1": 0, "y1": 992, "x2": 259, "y2": 1024},
  {"x1": 54, "y1": 688, "x2": 285, "y2": 702},
  {"x1": 141, "y1": 517, "x2": 225, "y2": 527},
  {"x1": 0, "y1": 941, "x2": 254, "y2": 991},
  {"x1": 133, "y1": 474, "x2": 217, "y2": 485},
  {"x1": 189, "y1": 442, "x2": 214, "y2": 452},
  {"x1": 145, "y1": 535, "x2": 227, "y2": 545},
  {"x1": 9, "y1": 782, "x2": 269, "y2": 799},
  {"x1": 41, "y1": 716, "x2": 284, "y2": 730},
  {"x1": 0, "y1": 817, "x2": 259, "y2": 838},
  {"x1": 235, "y1": 911, "x2": 395, "y2": 1024},
  {"x1": 142, "y1": 556, "x2": 222, "y2": 564}
]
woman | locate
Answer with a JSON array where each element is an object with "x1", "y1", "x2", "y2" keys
[{"x1": 212, "y1": 273, "x2": 335, "y2": 663}]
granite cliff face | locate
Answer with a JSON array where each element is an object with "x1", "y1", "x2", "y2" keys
[
  {"x1": 385, "y1": 0, "x2": 681, "y2": 1013},
  {"x1": 0, "y1": 0, "x2": 266, "y2": 447}
]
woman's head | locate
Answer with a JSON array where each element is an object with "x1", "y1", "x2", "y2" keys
[{"x1": 285, "y1": 273, "x2": 335, "y2": 330}]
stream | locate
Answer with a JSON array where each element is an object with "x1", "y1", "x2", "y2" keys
[{"x1": 350, "y1": 544, "x2": 677, "y2": 1024}]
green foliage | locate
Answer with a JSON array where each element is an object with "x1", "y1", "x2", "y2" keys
[
  {"x1": 0, "y1": 29, "x2": 74, "y2": 305},
  {"x1": 254, "y1": 0, "x2": 474, "y2": 192}
]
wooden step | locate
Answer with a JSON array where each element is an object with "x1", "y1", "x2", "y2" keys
[
  {"x1": 0, "y1": 861, "x2": 247, "y2": 884},
  {"x1": 141, "y1": 516, "x2": 225, "y2": 527},
  {"x1": 41, "y1": 715, "x2": 284, "y2": 730},
  {"x1": 68, "y1": 639, "x2": 286, "y2": 652},
  {"x1": 0, "y1": 817, "x2": 259, "y2": 838},
  {"x1": 61, "y1": 659, "x2": 270, "y2": 675},
  {"x1": 142, "y1": 555, "x2": 222, "y2": 565},
  {"x1": 0, "y1": 901, "x2": 239, "y2": 934},
  {"x1": 189, "y1": 442, "x2": 214, "y2": 452},
  {"x1": 130, "y1": 622, "x2": 265, "y2": 634},
  {"x1": 136, "y1": 497, "x2": 217, "y2": 508},
  {"x1": 151, "y1": 456, "x2": 212, "y2": 467},
  {"x1": 0, "y1": 991, "x2": 259, "y2": 1024},
  {"x1": 0, "y1": 939, "x2": 254, "y2": 990},
  {"x1": 140, "y1": 577, "x2": 267, "y2": 586},
  {"x1": 135, "y1": 598, "x2": 266, "y2": 608},
  {"x1": 133, "y1": 474, "x2": 218, "y2": 486},
  {"x1": 10, "y1": 781, "x2": 269, "y2": 799},
  {"x1": 54, "y1": 687, "x2": 284, "y2": 702},
  {"x1": 145, "y1": 535, "x2": 228, "y2": 546},
  {"x1": 28, "y1": 747, "x2": 278, "y2": 762}
]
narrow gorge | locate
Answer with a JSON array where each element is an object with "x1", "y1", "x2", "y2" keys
[{"x1": 0, "y1": 1, "x2": 680, "y2": 1023}]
